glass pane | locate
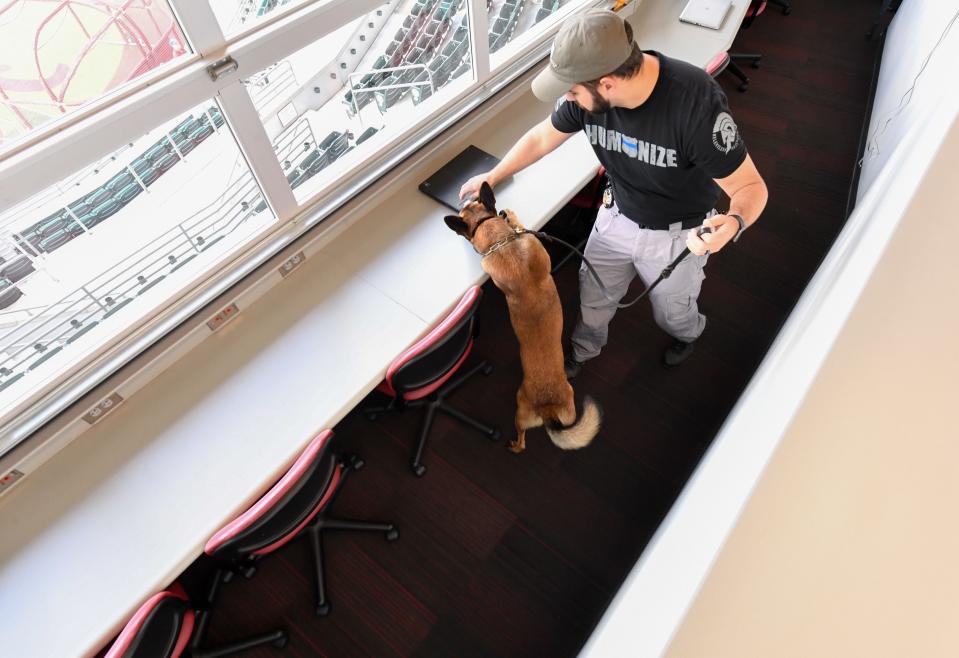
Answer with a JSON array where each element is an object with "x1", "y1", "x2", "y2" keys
[
  {"x1": 489, "y1": 0, "x2": 570, "y2": 66},
  {"x1": 242, "y1": 0, "x2": 474, "y2": 203},
  {"x1": 0, "y1": 99, "x2": 275, "y2": 424},
  {"x1": 209, "y1": 0, "x2": 316, "y2": 37},
  {"x1": 0, "y1": 1, "x2": 190, "y2": 152}
]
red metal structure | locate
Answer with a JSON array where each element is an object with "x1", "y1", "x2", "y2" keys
[{"x1": 0, "y1": 0, "x2": 187, "y2": 143}]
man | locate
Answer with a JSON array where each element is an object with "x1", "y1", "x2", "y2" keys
[{"x1": 460, "y1": 9, "x2": 767, "y2": 377}]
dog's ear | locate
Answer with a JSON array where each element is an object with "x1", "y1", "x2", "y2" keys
[
  {"x1": 478, "y1": 181, "x2": 496, "y2": 213},
  {"x1": 444, "y1": 214, "x2": 470, "y2": 238}
]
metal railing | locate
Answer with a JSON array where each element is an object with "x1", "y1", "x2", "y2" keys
[
  {"x1": 0, "y1": 118, "x2": 319, "y2": 383},
  {"x1": 244, "y1": 60, "x2": 298, "y2": 114},
  {"x1": 347, "y1": 63, "x2": 436, "y2": 116}
]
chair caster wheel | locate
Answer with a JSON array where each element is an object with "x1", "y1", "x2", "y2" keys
[
  {"x1": 242, "y1": 565, "x2": 257, "y2": 579},
  {"x1": 316, "y1": 603, "x2": 331, "y2": 616},
  {"x1": 782, "y1": 6, "x2": 791, "y2": 15},
  {"x1": 386, "y1": 527, "x2": 399, "y2": 541},
  {"x1": 273, "y1": 632, "x2": 289, "y2": 648},
  {"x1": 412, "y1": 464, "x2": 427, "y2": 478},
  {"x1": 365, "y1": 412, "x2": 377, "y2": 421},
  {"x1": 738, "y1": 83, "x2": 749, "y2": 92},
  {"x1": 750, "y1": 60, "x2": 761, "y2": 69},
  {"x1": 350, "y1": 455, "x2": 365, "y2": 471},
  {"x1": 222, "y1": 570, "x2": 235, "y2": 584},
  {"x1": 482, "y1": 364, "x2": 494, "y2": 376},
  {"x1": 489, "y1": 429, "x2": 500, "y2": 441}
]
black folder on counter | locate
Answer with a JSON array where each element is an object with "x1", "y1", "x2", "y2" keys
[{"x1": 418, "y1": 145, "x2": 507, "y2": 211}]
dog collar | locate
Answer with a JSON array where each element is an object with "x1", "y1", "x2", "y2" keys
[
  {"x1": 479, "y1": 227, "x2": 535, "y2": 258},
  {"x1": 469, "y1": 212, "x2": 501, "y2": 240}
]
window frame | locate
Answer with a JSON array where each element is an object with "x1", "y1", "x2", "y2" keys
[{"x1": 0, "y1": 0, "x2": 604, "y2": 452}]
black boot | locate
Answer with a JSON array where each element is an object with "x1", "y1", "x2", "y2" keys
[
  {"x1": 663, "y1": 340, "x2": 695, "y2": 367},
  {"x1": 564, "y1": 354, "x2": 585, "y2": 380}
]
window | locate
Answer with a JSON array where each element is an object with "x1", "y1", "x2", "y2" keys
[
  {"x1": 0, "y1": 99, "x2": 271, "y2": 437},
  {"x1": 489, "y1": 0, "x2": 577, "y2": 69},
  {"x1": 210, "y1": 0, "x2": 317, "y2": 37},
  {"x1": 0, "y1": 0, "x2": 190, "y2": 153},
  {"x1": 0, "y1": 0, "x2": 597, "y2": 456},
  {"x1": 243, "y1": 0, "x2": 475, "y2": 202}
]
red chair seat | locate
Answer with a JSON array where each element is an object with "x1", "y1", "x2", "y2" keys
[
  {"x1": 748, "y1": 0, "x2": 767, "y2": 18},
  {"x1": 706, "y1": 51, "x2": 731, "y2": 77}
]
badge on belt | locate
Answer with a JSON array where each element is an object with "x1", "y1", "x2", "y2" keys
[{"x1": 602, "y1": 184, "x2": 613, "y2": 208}]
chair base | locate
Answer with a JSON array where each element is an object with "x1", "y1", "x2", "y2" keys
[
  {"x1": 307, "y1": 456, "x2": 399, "y2": 615},
  {"x1": 192, "y1": 630, "x2": 288, "y2": 658},
  {"x1": 768, "y1": 0, "x2": 791, "y2": 15},
  {"x1": 550, "y1": 236, "x2": 589, "y2": 275},
  {"x1": 191, "y1": 568, "x2": 288, "y2": 657},
  {"x1": 204, "y1": 454, "x2": 397, "y2": 625},
  {"x1": 365, "y1": 360, "x2": 499, "y2": 477},
  {"x1": 549, "y1": 174, "x2": 605, "y2": 274},
  {"x1": 726, "y1": 56, "x2": 763, "y2": 92}
]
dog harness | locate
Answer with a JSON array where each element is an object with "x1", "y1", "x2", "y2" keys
[{"x1": 473, "y1": 211, "x2": 536, "y2": 258}]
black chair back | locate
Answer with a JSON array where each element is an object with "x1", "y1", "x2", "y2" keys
[
  {"x1": 116, "y1": 596, "x2": 189, "y2": 658},
  {"x1": 208, "y1": 448, "x2": 338, "y2": 560},
  {"x1": 390, "y1": 289, "x2": 482, "y2": 397}
]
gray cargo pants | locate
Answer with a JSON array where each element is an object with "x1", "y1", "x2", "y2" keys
[{"x1": 570, "y1": 201, "x2": 711, "y2": 363}]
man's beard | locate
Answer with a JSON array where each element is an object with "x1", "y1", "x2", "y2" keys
[{"x1": 577, "y1": 84, "x2": 611, "y2": 114}]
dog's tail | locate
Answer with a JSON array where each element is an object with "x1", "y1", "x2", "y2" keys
[{"x1": 545, "y1": 395, "x2": 602, "y2": 450}]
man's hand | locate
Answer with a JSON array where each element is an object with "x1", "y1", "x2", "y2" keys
[
  {"x1": 686, "y1": 214, "x2": 739, "y2": 256},
  {"x1": 459, "y1": 172, "x2": 494, "y2": 202}
]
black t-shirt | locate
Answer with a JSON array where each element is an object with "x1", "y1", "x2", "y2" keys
[{"x1": 551, "y1": 51, "x2": 747, "y2": 227}]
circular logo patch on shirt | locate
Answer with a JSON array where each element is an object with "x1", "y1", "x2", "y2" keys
[{"x1": 712, "y1": 112, "x2": 741, "y2": 154}]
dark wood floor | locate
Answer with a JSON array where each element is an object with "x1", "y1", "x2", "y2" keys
[{"x1": 183, "y1": 2, "x2": 882, "y2": 656}]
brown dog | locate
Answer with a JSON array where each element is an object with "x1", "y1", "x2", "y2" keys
[{"x1": 445, "y1": 182, "x2": 601, "y2": 453}]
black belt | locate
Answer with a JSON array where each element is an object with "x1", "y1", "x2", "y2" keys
[
  {"x1": 603, "y1": 185, "x2": 706, "y2": 231},
  {"x1": 630, "y1": 217, "x2": 704, "y2": 231}
]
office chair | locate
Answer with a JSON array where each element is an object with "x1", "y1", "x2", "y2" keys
[
  {"x1": 551, "y1": 166, "x2": 606, "y2": 274},
  {"x1": 724, "y1": 0, "x2": 776, "y2": 91},
  {"x1": 732, "y1": 0, "x2": 769, "y2": 84},
  {"x1": 204, "y1": 429, "x2": 398, "y2": 617},
  {"x1": 103, "y1": 583, "x2": 286, "y2": 658},
  {"x1": 365, "y1": 286, "x2": 499, "y2": 477},
  {"x1": 707, "y1": 1, "x2": 766, "y2": 92},
  {"x1": 27, "y1": 342, "x2": 63, "y2": 371},
  {"x1": 136, "y1": 274, "x2": 167, "y2": 295},
  {"x1": 66, "y1": 318, "x2": 100, "y2": 344},
  {"x1": 102, "y1": 297, "x2": 133, "y2": 318},
  {"x1": 740, "y1": 0, "x2": 768, "y2": 28},
  {"x1": 768, "y1": 0, "x2": 790, "y2": 15},
  {"x1": 0, "y1": 370, "x2": 24, "y2": 392}
]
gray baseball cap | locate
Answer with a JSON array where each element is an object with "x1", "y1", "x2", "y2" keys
[{"x1": 531, "y1": 9, "x2": 634, "y2": 103}]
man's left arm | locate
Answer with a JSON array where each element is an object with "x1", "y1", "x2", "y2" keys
[{"x1": 687, "y1": 154, "x2": 767, "y2": 256}]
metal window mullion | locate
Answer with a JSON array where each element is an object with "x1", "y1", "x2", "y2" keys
[
  {"x1": 217, "y1": 82, "x2": 298, "y2": 221},
  {"x1": 226, "y1": 0, "x2": 383, "y2": 76},
  {"x1": 468, "y1": 0, "x2": 491, "y2": 84},
  {"x1": 0, "y1": 63, "x2": 218, "y2": 214},
  {"x1": 0, "y1": 0, "x2": 383, "y2": 214},
  {"x1": 167, "y1": 0, "x2": 227, "y2": 56}
]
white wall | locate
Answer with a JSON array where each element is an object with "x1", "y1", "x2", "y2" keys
[
  {"x1": 857, "y1": 0, "x2": 959, "y2": 200},
  {"x1": 664, "y1": 65, "x2": 959, "y2": 658}
]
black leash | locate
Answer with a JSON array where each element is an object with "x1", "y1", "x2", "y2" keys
[{"x1": 520, "y1": 226, "x2": 711, "y2": 309}]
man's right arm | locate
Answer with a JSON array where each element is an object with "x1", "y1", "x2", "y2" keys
[{"x1": 459, "y1": 116, "x2": 575, "y2": 201}]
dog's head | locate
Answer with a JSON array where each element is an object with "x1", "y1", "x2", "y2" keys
[{"x1": 444, "y1": 181, "x2": 504, "y2": 242}]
